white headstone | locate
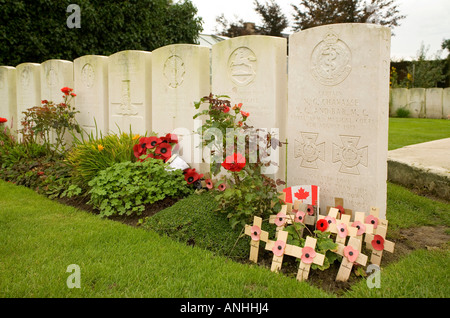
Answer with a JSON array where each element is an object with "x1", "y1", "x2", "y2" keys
[
  {"x1": 211, "y1": 35, "x2": 287, "y2": 178},
  {"x1": 390, "y1": 88, "x2": 407, "y2": 117},
  {"x1": 108, "y1": 50, "x2": 152, "y2": 135},
  {"x1": 40, "y1": 59, "x2": 74, "y2": 103},
  {"x1": 287, "y1": 23, "x2": 391, "y2": 219},
  {"x1": 15, "y1": 63, "x2": 41, "y2": 134},
  {"x1": 425, "y1": 88, "x2": 443, "y2": 119},
  {"x1": 443, "y1": 87, "x2": 450, "y2": 119},
  {"x1": 151, "y1": 44, "x2": 210, "y2": 167},
  {"x1": 74, "y1": 55, "x2": 109, "y2": 136},
  {"x1": 0, "y1": 66, "x2": 17, "y2": 130},
  {"x1": 408, "y1": 88, "x2": 426, "y2": 118}
]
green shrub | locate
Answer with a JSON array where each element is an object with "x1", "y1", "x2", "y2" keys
[
  {"x1": 142, "y1": 191, "x2": 269, "y2": 260},
  {"x1": 88, "y1": 159, "x2": 193, "y2": 217},
  {"x1": 395, "y1": 107, "x2": 410, "y2": 118},
  {"x1": 67, "y1": 131, "x2": 140, "y2": 187}
]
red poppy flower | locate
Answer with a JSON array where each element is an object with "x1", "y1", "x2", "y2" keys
[
  {"x1": 324, "y1": 216, "x2": 336, "y2": 225},
  {"x1": 337, "y1": 223, "x2": 348, "y2": 238},
  {"x1": 155, "y1": 143, "x2": 172, "y2": 159},
  {"x1": 61, "y1": 87, "x2": 73, "y2": 95},
  {"x1": 143, "y1": 136, "x2": 162, "y2": 149},
  {"x1": 295, "y1": 211, "x2": 306, "y2": 223},
  {"x1": 306, "y1": 204, "x2": 315, "y2": 216},
  {"x1": 221, "y1": 152, "x2": 246, "y2": 172},
  {"x1": 371, "y1": 235, "x2": 385, "y2": 251},
  {"x1": 316, "y1": 219, "x2": 328, "y2": 232},
  {"x1": 335, "y1": 205, "x2": 345, "y2": 217},
  {"x1": 160, "y1": 133, "x2": 178, "y2": 144},
  {"x1": 232, "y1": 103, "x2": 243, "y2": 110},
  {"x1": 205, "y1": 179, "x2": 214, "y2": 189},
  {"x1": 250, "y1": 225, "x2": 261, "y2": 241},
  {"x1": 344, "y1": 245, "x2": 359, "y2": 263},
  {"x1": 70, "y1": 93, "x2": 76, "y2": 97},
  {"x1": 365, "y1": 215, "x2": 379, "y2": 229},
  {"x1": 133, "y1": 143, "x2": 146, "y2": 159},
  {"x1": 352, "y1": 221, "x2": 366, "y2": 236},
  {"x1": 272, "y1": 240, "x2": 286, "y2": 257},
  {"x1": 237, "y1": 121, "x2": 243, "y2": 127},
  {"x1": 184, "y1": 168, "x2": 203, "y2": 184},
  {"x1": 274, "y1": 212, "x2": 286, "y2": 227},
  {"x1": 218, "y1": 183, "x2": 227, "y2": 191},
  {"x1": 223, "y1": 105, "x2": 230, "y2": 113},
  {"x1": 0, "y1": 117, "x2": 7, "y2": 123},
  {"x1": 301, "y1": 246, "x2": 316, "y2": 264},
  {"x1": 41, "y1": 100, "x2": 48, "y2": 104}
]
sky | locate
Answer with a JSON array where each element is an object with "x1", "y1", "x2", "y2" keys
[{"x1": 188, "y1": 0, "x2": 450, "y2": 61}]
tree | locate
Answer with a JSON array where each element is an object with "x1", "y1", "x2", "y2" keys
[
  {"x1": 254, "y1": 0, "x2": 289, "y2": 36},
  {"x1": 0, "y1": 0, "x2": 203, "y2": 66},
  {"x1": 215, "y1": 0, "x2": 288, "y2": 38},
  {"x1": 291, "y1": 0, "x2": 405, "y2": 33},
  {"x1": 406, "y1": 43, "x2": 446, "y2": 88}
]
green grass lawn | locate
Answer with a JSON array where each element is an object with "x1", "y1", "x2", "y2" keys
[{"x1": 388, "y1": 118, "x2": 450, "y2": 150}]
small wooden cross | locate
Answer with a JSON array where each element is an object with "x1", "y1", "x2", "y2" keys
[
  {"x1": 244, "y1": 216, "x2": 269, "y2": 263},
  {"x1": 335, "y1": 237, "x2": 368, "y2": 282},
  {"x1": 365, "y1": 207, "x2": 389, "y2": 235},
  {"x1": 365, "y1": 225, "x2": 395, "y2": 266},
  {"x1": 334, "y1": 214, "x2": 357, "y2": 245},
  {"x1": 293, "y1": 200, "x2": 317, "y2": 226},
  {"x1": 352, "y1": 211, "x2": 374, "y2": 243},
  {"x1": 296, "y1": 236, "x2": 325, "y2": 281},
  {"x1": 265, "y1": 232, "x2": 324, "y2": 282},
  {"x1": 327, "y1": 197, "x2": 352, "y2": 219},
  {"x1": 317, "y1": 207, "x2": 340, "y2": 234}
]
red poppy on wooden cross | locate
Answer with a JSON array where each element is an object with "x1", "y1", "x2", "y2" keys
[
  {"x1": 326, "y1": 197, "x2": 352, "y2": 219},
  {"x1": 293, "y1": 201, "x2": 317, "y2": 226},
  {"x1": 335, "y1": 237, "x2": 368, "y2": 282},
  {"x1": 334, "y1": 214, "x2": 357, "y2": 245},
  {"x1": 352, "y1": 211, "x2": 374, "y2": 243},
  {"x1": 265, "y1": 232, "x2": 324, "y2": 281},
  {"x1": 244, "y1": 216, "x2": 269, "y2": 263},
  {"x1": 317, "y1": 207, "x2": 340, "y2": 234},
  {"x1": 364, "y1": 225, "x2": 395, "y2": 266},
  {"x1": 365, "y1": 207, "x2": 389, "y2": 235},
  {"x1": 269, "y1": 205, "x2": 294, "y2": 233}
]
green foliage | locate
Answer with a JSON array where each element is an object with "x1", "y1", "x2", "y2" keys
[
  {"x1": 406, "y1": 43, "x2": 446, "y2": 88},
  {"x1": 88, "y1": 159, "x2": 193, "y2": 217},
  {"x1": 0, "y1": 0, "x2": 203, "y2": 66},
  {"x1": 395, "y1": 107, "x2": 410, "y2": 118},
  {"x1": 66, "y1": 130, "x2": 140, "y2": 188},
  {"x1": 143, "y1": 192, "x2": 253, "y2": 259},
  {"x1": 194, "y1": 94, "x2": 285, "y2": 229},
  {"x1": 19, "y1": 91, "x2": 80, "y2": 155}
]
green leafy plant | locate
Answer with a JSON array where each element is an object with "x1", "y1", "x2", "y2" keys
[
  {"x1": 88, "y1": 158, "x2": 193, "y2": 217},
  {"x1": 395, "y1": 106, "x2": 411, "y2": 118},
  {"x1": 67, "y1": 128, "x2": 141, "y2": 188},
  {"x1": 194, "y1": 94, "x2": 285, "y2": 229},
  {"x1": 19, "y1": 87, "x2": 80, "y2": 155}
]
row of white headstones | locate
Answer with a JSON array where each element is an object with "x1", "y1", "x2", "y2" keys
[{"x1": 0, "y1": 23, "x2": 391, "y2": 220}]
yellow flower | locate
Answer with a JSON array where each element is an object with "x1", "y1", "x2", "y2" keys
[
  {"x1": 407, "y1": 73, "x2": 412, "y2": 81},
  {"x1": 98, "y1": 144, "x2": 104, "y2": 151},
  {"x1": 132, "y1": 134, "x2": 140, "y2": 140}
]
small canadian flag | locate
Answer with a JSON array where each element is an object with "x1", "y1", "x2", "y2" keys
[{"x1": 283, "y1": 185, "x2": 320, "y2": 206}]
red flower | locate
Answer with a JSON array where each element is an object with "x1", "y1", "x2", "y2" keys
[
  {"x1": 221, "y1": 152, "x2": 246, "y2": 172},
  {"x1": 301, "y1": 246, "x2": 316, "y2": 264},
  {"x1": 240, "y1": 110, "x2": 250, "y2": 118},
  {"x1": 250, "y1": 225, "x2": 261, "y2": 241},
  {"x1": 352, "y1": 221, "x2": 366, "y2": 236},
  {"x1": 61, "y1": 87, "x2": 73, "y2": 95},
  {"x1": 223, "y1": 105, "x2": 230, "y2": 113},
  {"x1": 316, "y1": 219, "x2": 328, "y2": 232},
  {"x1": 70, "y1": 93, "x2": 76, "y2": 97},
  {"x1": 272, "y1": 240, "x2": 286, "y2": 257},
  {"x1": 133, "y1": 143, "x2": 146, "y2": 159},
  {"x1": 336, "y1": 205, "x2": 345, "y2": 217},
  {"x1": 295, "y1": 211, "x2": 306, "y2": 224},
  {"x1": 365, "y1": 215, "x2": 379, "y2": 229},
  {"x1": 147, "y1": 136, "x2": 163, "y2": 149},
  {"x1": 160, "y1": 133, "x2": 178, "y2": 144},
  {"x1": 324, "y1": 216, "x2": 336, "y2": 225},
  {"x1": 205, "y1": 179, "x2": 214, "y2": 189},
  {"x1": 184, "y1": 168, "x2": 203, "y2": 184},
  {"x1": 306, "y1": 204, "x2": 315, "y2": 216},
  {"x1": 155, "y1": 143, "x2": 172, "y2": 159},
  {"x1": 274, "y1": 212, "x2": 286, "y2": 227},
  {"x1": 344, "y1": 245, "x2": 359, "y2": 263},
  {"x1": 371, "y1": 235, "x2": 385, "y2": 251},
  {"x1": 218, "y1": 183, "x2": 227, "y2": 191},
  {"x1": 41, "y1": 100, "x2": 48, "y2": 104},
  {"x1": 0, "y1": 117, "x2": 7, "y2": 123},
  {"x1": 232, "y1": 103, "x2": 243, "y2": 110},
  {"x1": 337, "y1": 223, "x2": 348, "y2": 238}
]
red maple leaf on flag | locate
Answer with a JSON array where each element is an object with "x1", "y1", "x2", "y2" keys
[{"x1": 294, "y1": 188, "x2": 310, "y2": 201}]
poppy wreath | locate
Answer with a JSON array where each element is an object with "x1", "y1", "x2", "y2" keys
[{"x1": 133, "y1": 134, "x2": 177, "y2": 163}]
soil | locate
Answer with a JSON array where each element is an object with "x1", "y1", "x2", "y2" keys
[{"x1": 57, "y1": 195, "x2": 450, "y2": 295}]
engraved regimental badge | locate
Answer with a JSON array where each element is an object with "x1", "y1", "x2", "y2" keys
[{"x1": 311, "y1": 32, "x2": 352, "y2": 86}]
